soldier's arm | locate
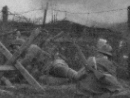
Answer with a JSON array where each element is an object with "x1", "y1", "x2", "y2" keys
[
  {"x1": 75, "y1": 67, "x2": 87, "y2": 81},
  {"x1": 50, "y1": 62, "x2": 88, "y2": 82}
]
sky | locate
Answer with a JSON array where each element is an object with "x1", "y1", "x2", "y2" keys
[{"x1": 0, "y1": 0, "x2": 130, "y2": 27}]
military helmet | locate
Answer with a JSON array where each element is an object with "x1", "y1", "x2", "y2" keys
[{"x1": 96, "y1": 38, "x2": 112, "y2": 56}]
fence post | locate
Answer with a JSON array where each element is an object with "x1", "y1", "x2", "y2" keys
[
  {"x1": 2, "y1": 6, "x2": 8, "y2": 23},
  {"x1": 42, "y1": 2, "x2": 48, "y2": 28},
  {"x1": 128, "y1": 6, "x2": 130, "y2": 29}
]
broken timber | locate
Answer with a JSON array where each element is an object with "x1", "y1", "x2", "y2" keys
[
  {"x1": 40, "y1": 31, "x2": 64, "y2": 47},
  {"x1": 0, "y1": 66, "x2": 15, "y2": 71},
  {"x1": 0, "y1": 28, "x2": 44, "y2": 90},
  {"x1": 0, "y1": 42, "x2": 43, "y2": 90},
  {"x1": 1, "y1": 77, "x2": 13, "y2": 87}
]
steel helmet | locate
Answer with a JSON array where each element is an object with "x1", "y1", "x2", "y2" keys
[{"x1": 97, "y1": 38, "x2": 112, "y2": 56}]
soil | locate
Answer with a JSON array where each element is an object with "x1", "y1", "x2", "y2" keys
[{"x1": 0, "y1": 83, "x2": 129, "y2": 98}]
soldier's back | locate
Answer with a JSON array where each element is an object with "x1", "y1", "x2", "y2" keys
[
  {"x1": 96, "y1": 57, "x2": 117, "y2": 76},
  {"x1": 76, "y1": 56, "x2": 120, "y2": 97}
]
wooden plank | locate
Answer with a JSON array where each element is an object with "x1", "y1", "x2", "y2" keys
[
  {"x1": 6, "y1": 28, "x2": 41, "y2": 65},
  {"x1": 0, "y1": 65, "x2": 15, "y2": 86},
  {"x1": 47, "y1": 31, "x2": 64, "y2": 43},
  {"x1": 0, "y1": 42, "x2": 44, "y2": 90},
  {"x1": 1, "y1": 77, "x2": 13, "y2": 87},
  {"x1": 1, "y1": 28, "x2": 42, "y2": 88},
  {"x1": 0, "y1": 66, "x2": 15, "y2": 71},
  {"x1": 43, "y1": 31, "x2": 64, "y2": 46}
]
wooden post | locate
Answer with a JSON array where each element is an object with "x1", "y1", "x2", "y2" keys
[
  {"x1": 51, "y1": 10, "x2": 54, "y2": 24},
  {"x1": 128, "y1": 6, "x2": 130, "y2": 29},
  {"x1": 1, "y1": 77, "x2": 13, "y2": 87},
  {"x1": 54, "y1": 12, "x2": 58, "y2": 23},
  {"x1": 0, "y1": 28, "x2": 40, "y2": 87},
  {"x1": 42, "y1": 2, "x2": 48, "y2": 28},
  {"x1": 2, "y1": 6, "x2": 8, "y2": 23},
  {"x1": 0, "y1": 42, "x2": 43, "y2": 90},
  {"x1": 0, "y1": 28, "x2": 43, "y2": 90}
]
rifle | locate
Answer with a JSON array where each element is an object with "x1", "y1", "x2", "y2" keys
[
  {"x1": 74, "y1": 42, "x2": 104, "y2": 79},
  {"x1": 74, "y1": 42, "x2": 122, "y2": 88}
]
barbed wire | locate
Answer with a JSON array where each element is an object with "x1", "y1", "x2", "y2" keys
[
  {"x1": 50, "y1": 7, "x2": 127, "y2": 14},
  {"x1": 14, "y1": 8, "x2": 43, "y2": 15},
  {"x1": 7, "y1": 7, "x2": 128, "y2": 16}
]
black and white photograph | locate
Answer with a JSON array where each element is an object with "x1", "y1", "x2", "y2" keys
[{"x1": 0, "y1": 0, "x2": 129, "y2": 98}]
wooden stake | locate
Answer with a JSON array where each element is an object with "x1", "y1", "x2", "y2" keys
[
  {"x1": 0, "y1": 66, "x2": 15, "y2": 71},
  {"x1": 0, "y1": 42, "x2": 43, "y2": 90},
  {"x1": 1, "y1": 77, "x2": 13, "y2": 87}
]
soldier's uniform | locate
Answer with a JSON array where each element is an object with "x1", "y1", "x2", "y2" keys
[
  {"x1": 10, "y1": 31, "x2": 26, "y2": 53},
  {"x1": 11, "y1": 34, "x2": 123, "y2": 97},
  {"x1": 9, "y1": 31, "x2": 52, "y2": 81},
  {"x1": 11, "y1": 31, "x2": 48, "y2": 68},
  {"x1": 49, "y1": 38, "x2": 123, "y2": 98},
  {"x1": 48, "y1": 52, "x2": 78, "y2": 79},
  {"x1": 75, "y1": 38, "x2": 122, "y2": 98},
  {"x1": 20, "y1": 44, "x2": 44, "y2": 65}
]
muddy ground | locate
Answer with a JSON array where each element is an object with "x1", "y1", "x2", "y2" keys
[
  {"x1": 0, "y1": 84, "x2": 76, "y2": 98},
  {"x1": 0, "y1": 80, "x2": 129, "y2": 98}
]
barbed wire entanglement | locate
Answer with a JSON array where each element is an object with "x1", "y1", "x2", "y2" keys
[
  {"x1": 0, "y1": 7, "x2": 126, "y2": 20},
  {"x1": 5, "y1": 8, "x2": 127, "y2": 15},
  {"x1": 6, "y1": 7, "x2": 127, "y2": 15},
  {"x1": 0, "y1": 6, "x2": 126, "y2": 26}
]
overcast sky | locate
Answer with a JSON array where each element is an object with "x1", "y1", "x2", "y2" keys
[{"x1": 0, "y1": 0, "x2": 130, "y2": 27}]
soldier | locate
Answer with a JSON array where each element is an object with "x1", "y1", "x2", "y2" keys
[
  {"x1": 74, "y1": 38, "x2": 123, "y2": 98},
  {"x1": 8, "y1": 31, "x2": 25, "y2": 55},
  {"x1": 16, "y1": 31, "x2": 23, "y2": 40},
  {"x1": 10, "y1": 31, "x2": 50, "y2": 71},
  {"x1": 11, "y1": 34, "x2": 123, "y2": 97},
  {"x1": 48, "y1": 38, "x2": 123, "y2": 98}
]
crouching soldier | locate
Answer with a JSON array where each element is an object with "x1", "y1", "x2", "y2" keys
[
  {"x1": 9, "y1": 31, "x2": 50, "y2": 79},
  {"x1": 75, "y1": 38, "x2": 123, "y2": 98},
  {"x1": 14, "y1": 31, "x2": 49, "y2": 64},
  {"x1": 49, "y1": 38, "x2": 124, "y2": 98}
]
